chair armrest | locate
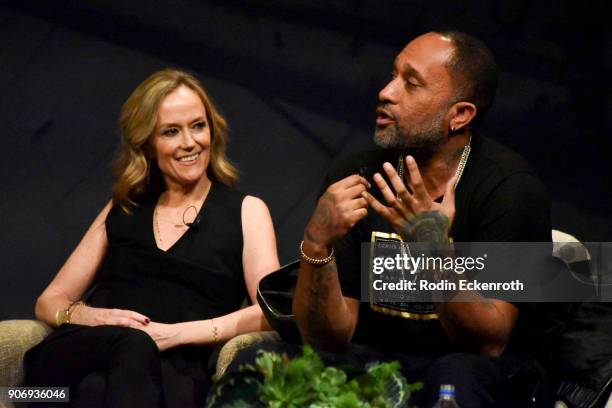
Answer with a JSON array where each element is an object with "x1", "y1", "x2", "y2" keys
[
  {"x1": 214, "y1": 331, "x2": 281, "y2": 380},
  {"x1": 0, "y1": 320, "x2": 53, "y2": 387}
]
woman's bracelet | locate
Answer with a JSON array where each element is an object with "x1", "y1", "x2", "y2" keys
[
  {"x1": 55, "y1": 300, "x2": 87, "y2": 326},
  {"x1": 210, "y1": 318, "x2": 218, "y2": 343},
  {"x1": 300, "y1": 240, "x2": 335, "y2": 266}
]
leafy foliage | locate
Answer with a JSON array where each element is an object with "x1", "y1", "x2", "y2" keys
[{"x1": 218, "y1": 346, "x2": 422, "y2": 408}]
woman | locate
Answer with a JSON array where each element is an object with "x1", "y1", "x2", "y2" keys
[{"x1": 24, "y1": 69, "x2": 279, "y2": 407}]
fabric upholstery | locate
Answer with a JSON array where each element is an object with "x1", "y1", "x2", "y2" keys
[
  {"x1": 0, "y1": 320, "x2": 52, "y2": 387},
  {"x1": 214, "y1": 331, "x2": 281, "y2": 380}
]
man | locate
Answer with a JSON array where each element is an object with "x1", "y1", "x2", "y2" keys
[{"x1": 294, "y1": 31, "x2": 557, "y2": 407}]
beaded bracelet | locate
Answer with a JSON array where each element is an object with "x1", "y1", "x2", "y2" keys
[{"x1": 300, "y1": 240, "x2": 335, "y2": 266}]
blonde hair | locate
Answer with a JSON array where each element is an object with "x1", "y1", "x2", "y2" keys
[{"x1": 112, "y1": 69, "x2": 238, "y2": 212}]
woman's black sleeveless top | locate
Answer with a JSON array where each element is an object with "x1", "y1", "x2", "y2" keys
[{"x1": 87, "y1": 182, "x2": 247, "y2": 323}]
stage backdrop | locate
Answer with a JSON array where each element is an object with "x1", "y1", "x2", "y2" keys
[{"x1": 1, "y1": 0, "x2": 610, "y2": 319}]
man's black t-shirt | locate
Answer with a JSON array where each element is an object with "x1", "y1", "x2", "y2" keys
[{"x1": 322, "y1": 136, "x2": 559, "y2": 357}]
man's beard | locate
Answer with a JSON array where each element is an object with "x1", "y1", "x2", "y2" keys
[{"x1": 374, "y1": 109, "x2": 447, "y2": 162}]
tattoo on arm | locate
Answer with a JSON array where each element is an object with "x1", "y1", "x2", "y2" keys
[
  {"x1": 314, "y1": 193, "x2": 334, "y2": 229},
  {"x1": 303, "y1": 261, "x2": 337, "y2": 335},
  {"x1": 305, "y1": 192, "x2": 335, "y2": 243},
  {"x1": 401, "y1": 211, "x2": 450, "y2": 242}
]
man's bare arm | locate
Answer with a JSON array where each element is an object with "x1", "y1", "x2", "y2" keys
[
  {"x1": 436, "y1": 299, "x2": 517, "y2": 357},
  {"x1": 293, "y1": 175, "x2": 369, "y2": 352},
  {"x1": 293, "y1": 254, "x2": 360, "y2": 352}
]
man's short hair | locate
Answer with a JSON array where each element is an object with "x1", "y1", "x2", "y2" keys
[{"x1": 435, "y1": 30, "x2": 498, "y2": 129}]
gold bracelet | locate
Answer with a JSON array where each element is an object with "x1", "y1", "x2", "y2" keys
[
  {"x1": 300, "y1": 240, "x2": 335, "y2": 265},
  {"x1": 211, "y1": 318, "x2": 218, "y2": 343},
  {"x1": 67, "y1": 301, "x2": 86, "y2": 323},
  {"x1": 55, "y1": 300, "x2": 86, "y2": 326},
  {"x1": 54, "y1": 309, "x2": 64, "y2": 327}
]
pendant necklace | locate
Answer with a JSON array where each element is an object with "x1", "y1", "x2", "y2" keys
[{"x1": 154, "y1": 182, "x2": 211, "y2": 247}]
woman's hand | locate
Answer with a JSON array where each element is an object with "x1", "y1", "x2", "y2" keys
[
  {"x1": 139, "y1": 321, "x2": 183, "y2": 351},
  {"x1": 70, "y1": 305, "x2": 150, "y2": 329},
  {"x1": 362, "y1": 156, "x2": 457, "y2": 240},
  {"x1": 72, "y1": 306, "x2": 181, "y2": 351}
]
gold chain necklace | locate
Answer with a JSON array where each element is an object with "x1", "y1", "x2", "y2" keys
[
  {"x1": 154, "y1": 205, "x2": 196, "y2": 248},
  {"x1": 154, "y1": 205, "x2": 165, "y2": 247},
  {"x1": 396, "y1": 137, "x2": 472, "y2": 198}
]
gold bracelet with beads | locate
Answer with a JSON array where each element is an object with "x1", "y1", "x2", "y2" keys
[{"x1": 300, "y1": 240, "x2": 335, "y2": 266}]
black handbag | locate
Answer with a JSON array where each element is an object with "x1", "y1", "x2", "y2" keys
[{"x1": 256, "y1": 260, "x2": 302, "y2": 343}]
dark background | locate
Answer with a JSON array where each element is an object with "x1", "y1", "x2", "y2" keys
[{"x1": 1, "y1": 0, "x2": 610, "y2": 320}]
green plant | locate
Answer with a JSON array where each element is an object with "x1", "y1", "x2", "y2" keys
[{"x1": 219, "y1": 346, "x2": 422, "y2": 408}]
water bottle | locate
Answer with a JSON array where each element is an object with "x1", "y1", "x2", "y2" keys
[{"x1": 432, "y1": 384, "x2": 459, "y2": 407}]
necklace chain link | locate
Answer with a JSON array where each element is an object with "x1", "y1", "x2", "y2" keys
[
  {"x1": 396, "y1": 137, "x2": 471, "y2": 198},
  {"x1": 154, "y1": 206, "x2": 164, "y2": 246}
]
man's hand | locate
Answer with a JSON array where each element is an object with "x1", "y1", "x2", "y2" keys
[
  {"x1": 304, "y1": 175, "x2": 370, "y2": 250},
  {"x1": 362, "y1": 156, "x2": 457, "y2": 240}
]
